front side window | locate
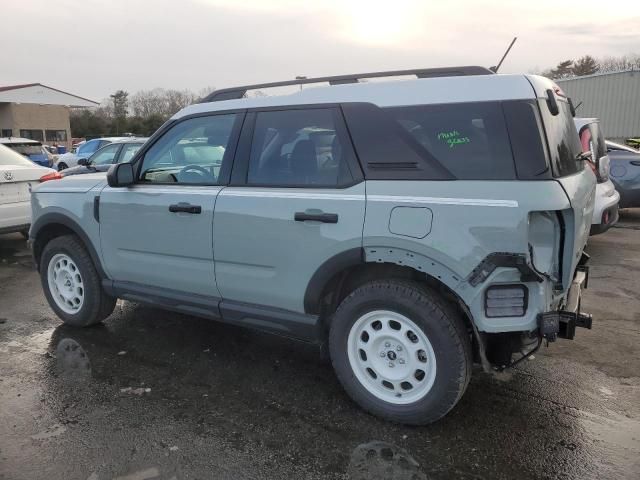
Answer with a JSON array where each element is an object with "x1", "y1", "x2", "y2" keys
[
  {"x1": 140, "y1": 114, "x2": 237, "y2": 184},
  {"x1": 247, "y1": 108, "x2": 354, "y2": 186},
  {"x1": 90, "y1": 144, "x2": 121, "y2": 165},
  {"x1": 119, "y1": 143, "x2": 143, "y2": 163},
  {"x1": 19, "y1": 129, "x2": 44, "y2": 142},
  {"x1": 1, "y1": 129, "x2": 12, "y2": 137}
]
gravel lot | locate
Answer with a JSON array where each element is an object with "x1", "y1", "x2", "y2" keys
[{"x1": 1, "y1": 212, "x2": 639, "y2": 480}]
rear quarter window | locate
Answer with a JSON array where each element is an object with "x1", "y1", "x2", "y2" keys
[{"x1": 385, "y1": 102, "x2": 516, "y2": 180}]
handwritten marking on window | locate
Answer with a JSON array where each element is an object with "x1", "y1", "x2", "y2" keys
[{"x1": 437, "y1": 130, "x2": 470, "y2": 148}]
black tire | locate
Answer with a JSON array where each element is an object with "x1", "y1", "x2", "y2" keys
[
  {"x1": 329, "y1": 280, "x2": 472, "y2": 425},
  {"x1": 40, "y1": 235, "x2": 116, "y2": 327},
  {"x1": 20, "y1": 230, "x2": 29, "y2": 240},
  {"x1": 57, "y1": 162, "x2": 68, "y2": 171}
]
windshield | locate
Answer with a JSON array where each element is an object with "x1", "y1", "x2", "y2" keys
[
  {"x1": 4, "y1": 143, "x2": 43, "y2": 156},
  {"x1": 0, "y1": 144, "x2": 38, "y2": 166}
]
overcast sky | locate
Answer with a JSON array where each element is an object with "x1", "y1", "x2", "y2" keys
[{"x1": 2, "y1": 0, "x2": 638, "y2": 101}]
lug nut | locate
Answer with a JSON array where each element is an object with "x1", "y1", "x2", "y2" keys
[
  {"x1": 388, "y1": 362, "x2": 395, "y2": 367},
  {"x1": 399, "y1": 359, "x2": 405, "y2": 364},
  {"x1": 396, "y1": 346, "x2": 402, "y2": 351},
  {"x1": 385, "y1": 342, "x2": 391, "y2": 348},
  {"x1": 380, "y1": 352, "x2": 386, "y2": 357}
]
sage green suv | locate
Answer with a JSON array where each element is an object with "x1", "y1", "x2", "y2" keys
[{"x1": 30, "y1": 67, "x2": 596, "y2": 424}]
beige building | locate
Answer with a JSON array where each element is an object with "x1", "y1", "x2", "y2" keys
[{"x1": 0, "y1": 83, "x2": 98, "y2": 149}]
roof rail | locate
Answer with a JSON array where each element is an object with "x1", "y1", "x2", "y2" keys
[{"x1": 200, "y1": 66, "x2": 494, "y2": 103}]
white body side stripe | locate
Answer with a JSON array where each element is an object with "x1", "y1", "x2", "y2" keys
[
  {"x1": 220, "y1": 190, "x2": 518, "y2": 207},
  {"x1": 368, "y1": 195, "x2": 519, "y2": 208}
]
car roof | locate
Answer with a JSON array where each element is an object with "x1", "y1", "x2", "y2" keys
[
  {"x1": 106, "y1": 137, "x2": 148, "y2": 144},
  {"x1": 177, "y1": 73, "x2": 554, "y2": 119},
  {"x1": 0, "y1": 137, "x2": 42, "y2": 145},
  {"x1": 86, "y1": 137, "x2": 136, "y2": 142}
]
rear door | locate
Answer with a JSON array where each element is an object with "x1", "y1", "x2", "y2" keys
[
  {"x1": 99, "y1": 113, "x2": 243, "y2": 297},
  {"x1": 213, "y1": 107, "x2": 366, "y2": 314}
]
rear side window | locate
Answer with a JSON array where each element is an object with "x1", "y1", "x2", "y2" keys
[
  {"x1": 247, "y1": 108, "x2": 355, "y2": 187},
  {"x1": 386, "y1": 103, "x2": 516, "y2": 180},
  {"x1": 539, "y1": 100, "x2": 583, "y2": 177}
]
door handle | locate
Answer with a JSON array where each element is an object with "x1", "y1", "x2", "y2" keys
[
  {"x1": 169, "y1": 203, "x2": 202, "y2": 214},
  {"x1": 294, "y1": 212, "x2": 339, "y2": 223},
  {"x1": 630, "y1": 161, "x2": 640, "y2": 166}
]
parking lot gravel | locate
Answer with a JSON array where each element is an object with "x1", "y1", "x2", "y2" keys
[{"x1": 1, "y1": 212, "x2": 639, "y2": 480}]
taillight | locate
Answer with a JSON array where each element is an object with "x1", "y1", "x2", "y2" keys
[{"x1": 40, "y1": 171, "x2": 63, "y2": 182}]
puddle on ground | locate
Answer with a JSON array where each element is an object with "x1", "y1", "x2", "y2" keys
[
  {"x1": 348, "y1": 441, "x2": 428, "y2": 480},
  {"x1": 55, "y1": 338, "x2": 92, "y2": 380}
]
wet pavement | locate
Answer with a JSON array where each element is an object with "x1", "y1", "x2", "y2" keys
[{"x1": 1, "y1": 212, "x2": 640, "y2": 480}]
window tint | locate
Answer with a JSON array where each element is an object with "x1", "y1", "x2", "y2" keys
[
  {"x1": 119, "y1": 143, "x2": 143, "y2": 163},
  {"x1": 90, "y1": 144, "x2": 120, "y2": 165},
  {"x1": 539, "y1": 100, "x2": 583, "y2": 177},
  {"x1": 247, "y1": 109, "x2": 354, "y2": 186},
  {"x1": 386, "y1": 103, "x2": 516, "y2": 180},
  {"x1": 140, "y1": 114, "x2": 237, "y2": 184},
  {"x1": 1, "y1": 129, "x2": 12, "y2": 137}
]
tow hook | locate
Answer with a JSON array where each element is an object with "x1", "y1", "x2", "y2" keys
[
  {"x1": 576, "y1": 312, "x2": 592, "y2": 329},
  {"x1": 538, "y1": 311, "x2": 593, "y2": 342}
]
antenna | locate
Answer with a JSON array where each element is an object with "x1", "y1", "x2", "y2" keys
[{"x1": 490, "y1": 37, "x2": 518, "y2": 73}]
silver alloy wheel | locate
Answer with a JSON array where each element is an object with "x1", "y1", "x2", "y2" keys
[
  {"x1": 347, "y1": 310, "x2": 437, "y2": 405},
  {"x1": 47, "y1": 253, "x2": 84, "y2": 314}
]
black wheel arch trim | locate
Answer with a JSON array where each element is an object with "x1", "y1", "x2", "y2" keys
[
  {"x1": 304, "y1": 247, "x2": 364, "y2": 314},
  {"x1": 30, "y1": 212, "x2": 108, "y2": 279}
]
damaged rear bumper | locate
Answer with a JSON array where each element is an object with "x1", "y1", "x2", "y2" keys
[{"x1": 538, "y1": 265, "x2": 592, "y2": 341}]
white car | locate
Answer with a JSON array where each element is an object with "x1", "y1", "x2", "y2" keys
[
  {"x1": 575, "y1": 118, "x2": 619, "y2": 235},
  {"x1": 0, "y1": 144, "x2": 54, "y2": 237},
  {"x1": 54, "y1": 137, "x2": 131, "y2": 171}
]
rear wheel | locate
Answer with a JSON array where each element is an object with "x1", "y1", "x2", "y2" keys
[
  {"x1": 40, "y1": 235, "x2": 116, "y2": 327},
  {"x1": 57, "y1": 162, "x2": 68, "y2": 171},
  {"x1": 329, "y1": 280, "x2": 472, "y2": 425}
]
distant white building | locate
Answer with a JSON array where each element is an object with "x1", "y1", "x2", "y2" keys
[
  {"x1": 556, "y1": 70, "x2": 640, "y2": 142},
  {"x1": 0, "y1": 83, "x2": 98, "y2": 148}
]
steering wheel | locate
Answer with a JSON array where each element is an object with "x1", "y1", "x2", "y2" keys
[{"x1": 176, "y1": 164, "x2": 214, "y2": 183}]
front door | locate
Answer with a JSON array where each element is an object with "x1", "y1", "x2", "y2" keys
[
  {"x1": 214, "y1": 107, "x2": 366, "y2": 314},
  {"x1": 99, "y1": 112, "x2": 243, "y2": 297}
]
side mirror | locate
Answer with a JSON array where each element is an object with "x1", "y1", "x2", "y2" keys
[
  {"x1": 77, "y1": 158, "x2": 88, "y2": 166},
  {"x1": 107, "y1": 163, "x2": 135, "y2": 188}
]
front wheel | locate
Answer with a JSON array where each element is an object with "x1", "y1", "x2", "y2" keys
[
  {"x1": 40, "y1": 235, "x2": 116, "y2": 327},
  {"x1": 57, "y1": 162, "x2": 68, "y2": 171},
  {"x1": 329, "y1": 280, "x2": 472, "y2": 425}
]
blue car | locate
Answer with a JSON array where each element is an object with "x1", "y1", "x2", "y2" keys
[{"x1": 0, "y1": 137, "x2": 49, "y2": 167}]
